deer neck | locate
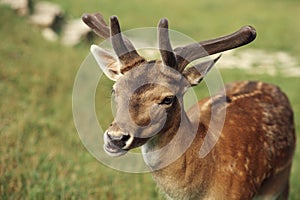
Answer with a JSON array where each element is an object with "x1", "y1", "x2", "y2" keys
[
  {"x1": 141, "y1": 105, "x2": 213, "y2": 199},
  {"x1": 141, "y1": 103, "x2": 206, "y2": 171}
]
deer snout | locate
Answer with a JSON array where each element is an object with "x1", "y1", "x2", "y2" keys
[{"x1": 103, "y1": 128, "x2": 133, "y2": 157}]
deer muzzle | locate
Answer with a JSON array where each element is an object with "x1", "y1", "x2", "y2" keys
[{"x1": 103, "y1": 128, "x2": 133, "y2": 157}]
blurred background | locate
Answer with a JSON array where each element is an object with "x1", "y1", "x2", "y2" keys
[{"x1": 0, "y1": 0, "x2": 299, "y2": 199}]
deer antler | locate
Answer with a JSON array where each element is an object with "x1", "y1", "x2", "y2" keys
[
  {"x1": 82, "y1": 13, "x2": 145, "y2": 73},
  {"x1": 156, "y1": 18, "x2": 256, "y2": 72},
  {"x1": 174, "y1": 26, "x2": 256, "y2": 72},
  {"x1": 158, "y1": 18, "x2": 178, "y2": 70}
]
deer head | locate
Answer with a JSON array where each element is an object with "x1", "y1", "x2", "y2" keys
[{"x1": 82, "y1": 13, "x2": 256, "y2": 157}]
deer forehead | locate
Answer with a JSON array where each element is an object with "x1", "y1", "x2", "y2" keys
[{"x1": 113, "y1": 61, "x2": 188, "y2": 97}]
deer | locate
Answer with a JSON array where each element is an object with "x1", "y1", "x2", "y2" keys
[{"x1": 82, "y1": 13, "x2": 296, "y2": 200}]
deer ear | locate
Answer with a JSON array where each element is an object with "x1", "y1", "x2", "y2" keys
[
  {"x1": 182, "y1": 55, "x2": 221, "y2": 86},
  {"x1": 90, "y1": 44, "x2": 123, "y2": 81}
]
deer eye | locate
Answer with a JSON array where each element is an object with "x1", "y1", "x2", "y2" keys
[{"x1": 160, "y1": 96, "x2": 175, "y2": 105}]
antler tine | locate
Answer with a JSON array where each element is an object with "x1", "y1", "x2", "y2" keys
[
  {"x1": 158, "y1": 18, "x2": 177, "y2": 69},
  {"x1": 110, "y1": 16, "x2": 130, "y2": 61},
  {"x1": 82, "y1": 13, "x2": 110, "y2": 39},
  {"x1": 110, "y1": 16, "x2": 145, "y2": 72},
  {"x1": 174, "y1": 26, "x2": 257, "y2": 72}
]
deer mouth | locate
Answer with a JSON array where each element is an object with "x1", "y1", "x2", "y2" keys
[
  {"x1": 103, "y1": 132, "x2": 128, "y2": 157},
  {"x1": 104, "y1": 142, "x2": 128, "y2": 157}
]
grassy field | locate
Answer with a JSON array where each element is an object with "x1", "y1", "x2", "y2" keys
[{"x1": 0, "y1": 0, "x2": 300, "y2": 199}]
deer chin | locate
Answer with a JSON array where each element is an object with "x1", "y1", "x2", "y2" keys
[{"x1": 104, "y1": 142, "x2": 128, "y2": 157}]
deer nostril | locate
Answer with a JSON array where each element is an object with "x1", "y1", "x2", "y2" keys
[
  {"x1": 121, "y1": 134, "x2": 130, "y2": 142},
  {"x1": 106, "y1": 133, "x2": 131, "y2": 148}
]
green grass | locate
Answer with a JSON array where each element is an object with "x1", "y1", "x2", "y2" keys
[{"x1": 0, "y1": 0, "x2": 300, "y2": 199}]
